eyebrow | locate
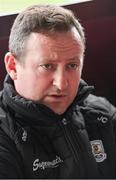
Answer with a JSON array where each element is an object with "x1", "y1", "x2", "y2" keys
[
  {"x1": 67, "y1": 56, "x2": 80, "y2": 62},
  {"x1": 40, "y1": 55, "x2": 81, "y2": 63}
]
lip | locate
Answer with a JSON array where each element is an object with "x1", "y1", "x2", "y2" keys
[{"x1": 46, "y1": 95, "x2": 67, "y2": 102}]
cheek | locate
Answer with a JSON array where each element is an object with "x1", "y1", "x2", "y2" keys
[
  {"x1": 70, "y1": 71, "x2": 81, "y2": 84},
  {"x1": 33, "y1": 73, "x2": 52, "y2": 93},
  {"x1": 69, "y1": 73, "x2": 81, "y2": 93}
]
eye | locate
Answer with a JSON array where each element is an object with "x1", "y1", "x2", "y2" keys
[
  {"x1": 40, "y1": 64, "x2": 56, "y2": 70},
  {"x1": 67, "y1": 63, "x2": 79, "y2": 70}
]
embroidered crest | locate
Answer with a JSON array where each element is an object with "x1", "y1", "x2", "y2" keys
[{"x1": 90, "y1": 140, "x2": 107, "y2": 162}]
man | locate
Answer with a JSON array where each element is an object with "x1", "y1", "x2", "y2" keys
[{"x1": 0, "y1": 4, "x2": 116, "y2": 179}]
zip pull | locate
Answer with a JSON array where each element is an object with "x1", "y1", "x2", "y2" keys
[
  {"x1": 62, "y1": 118, "x2": 67, "y2": 125},
  {"x1": 22, "y1": 129, "x2": 28, "y2": 142}
]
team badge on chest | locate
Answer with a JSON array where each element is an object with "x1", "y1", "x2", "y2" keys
[{"x1": 90, "y1": 140, "x2": 107, "y2": 162}]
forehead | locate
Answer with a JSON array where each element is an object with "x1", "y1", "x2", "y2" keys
[
  {"x1": 27, "y1": 27, "x2": 83, "y2": 46},
  {"x1": 24, "y1": 27, "x2": 84, "y2": 61}
]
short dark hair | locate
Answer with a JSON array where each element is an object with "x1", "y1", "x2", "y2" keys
[{"x1": 9, "y1": 4, "x2": 85, "y2": 59}]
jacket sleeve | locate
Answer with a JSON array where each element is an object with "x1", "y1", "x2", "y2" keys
[
  {"x1": 0, "y1": 128, "x2": 24, "y2": 178},
  {"x1": 84, "y1": 94, "x2": 116, "y2": 177},
  {"x1": 112, "y1": 110, "x2": 116, "y2": 142},
  {"x1": 83, "y1": 94, "x2": 116, "y2": 146},
  {"x1": 84, "y1": 94, "x2": 116, "y2": 116}
]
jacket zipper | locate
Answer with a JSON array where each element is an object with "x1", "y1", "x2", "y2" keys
[{"x1": 59, "y1": 118, "x2": 83, "y2": 177}]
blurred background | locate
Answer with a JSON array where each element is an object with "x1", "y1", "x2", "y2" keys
[{"x1": 0, "y1": 0, "x2": 90, "y2": 15}]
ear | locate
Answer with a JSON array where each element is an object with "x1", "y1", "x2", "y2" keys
[{"x1": 4, "y1": 52, "x2": 17, "y2": 80}]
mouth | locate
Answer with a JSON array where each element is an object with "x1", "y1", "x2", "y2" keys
[{"x1": 46, "y1": 94, "x2": 67, "y2": 102}]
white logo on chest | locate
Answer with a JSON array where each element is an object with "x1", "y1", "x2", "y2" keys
[
  {"x1": 33, "y1": 156, "x2": 63, "y2": 171},
  {"x1": 97, "y1": 116, "x2": 108, "y2": 123}
]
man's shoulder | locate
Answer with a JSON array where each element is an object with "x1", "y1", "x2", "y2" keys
[
  {"x1": 79, "y1": 94, "x2": 116, "y2": 125},
  {"x1": 85, "y1": 94, "x2": 116, "y2": 116}
]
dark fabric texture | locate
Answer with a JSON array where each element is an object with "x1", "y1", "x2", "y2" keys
[{"x1": 0, "y1": 74, "x2": 116, "y2": 178}]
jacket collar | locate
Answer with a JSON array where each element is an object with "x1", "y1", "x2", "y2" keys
[{"x1": 2, "y1": 74, "x2": 94, "y2": 126}]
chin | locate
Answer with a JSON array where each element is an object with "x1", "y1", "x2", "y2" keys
[
  {"x1": 44, "y1": 102, "x2": 69, "y2": 115},
  {"x1": 52, "y1": 108, "x2": 67, "y2": 115}
]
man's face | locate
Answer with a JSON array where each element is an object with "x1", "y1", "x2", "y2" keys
[{"x1": 14, "y1": 27, "x2": 84, "y2": 114}]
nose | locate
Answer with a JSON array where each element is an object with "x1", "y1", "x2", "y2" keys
[{"x1": 53, "y1": 68, "x2": 68, "y2": 91}]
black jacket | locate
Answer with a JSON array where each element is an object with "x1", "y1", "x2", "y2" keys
[{"x1": 0, "y1": 75, "x2": 116, "y2": 179}]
